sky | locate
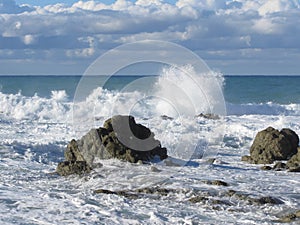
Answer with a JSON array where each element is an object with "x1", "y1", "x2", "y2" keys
[{"x1": 0, "y1": 0, "x2": 300, "y2": 75}]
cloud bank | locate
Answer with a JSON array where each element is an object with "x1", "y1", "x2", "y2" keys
[{"x1": 0, "y1": 0, "x2": 300, "y2": 75}]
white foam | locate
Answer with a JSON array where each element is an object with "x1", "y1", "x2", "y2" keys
[
  {"x1": 0, "y1": 91, "x2": 71, "y2": 122},
  {"x1": 227, "y1": 102, "x2": 300, "y2": 116},
  {"x1": 0, "y1": 74, "x2": 300, "y2": 224}
]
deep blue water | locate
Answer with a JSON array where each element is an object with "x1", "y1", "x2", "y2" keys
[{"x1": 0, "y1": 75, "x2": 300, "y2": 104}]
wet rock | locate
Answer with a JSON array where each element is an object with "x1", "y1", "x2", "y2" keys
[
  {"x1": 94, "y1": 189, "x2": 139, "y2": 199},
  {"x1": 260, "y1": 165, "x2": 272, "y2": 171},
  {"x1": 56, "y1": 115, "x2": 168, "y2": 175},
  {"x1": 206, "y1": 158, "x2": 216, "y2": 164},
  {"x1": 226, "y1": 190, "x2": 283, "y2": 205},
  {"x1": 203, "y1": 180, "x2": 229, "y2": 186},
  {"x1": 160, "y1": 115, "x2": 173, "y2": 120},
  {"x1": 56, "y1": 161, "x2": 92, "y2": 176},
  {"x1": 286, "y1": 148, "x2": 300, "y2": 172},
  {"x1": 278, "y1": 214, "x2": 297, "y2": 223},
  {"x1": 248, "y1": 196, "x2": 284, "y2": 205},
  {"x1": 273, "y1": 162, "x2": 287, "y2": 171},
  {"x1": 94, "y1": 187, "x2": 176, "y2": 200},
  {"x1": 189, "y1": 196, "x2": 209, "y2": 203},
  {"x1": 99, "y1": 115, "x2": 168, "y2": 163},
  {"x1": 277, "y1": 210, "x2": 300, "y2": 223},
  {"x1": 243, "y1": 127, "x2": 299, "y2": 164},
  {"x1": 135, "y1": 187, "x2": 173, "y2": 196},
  {"x1": 288, "y1": 167, "x2": 300, "y2": 172},
  {"x1": 196, "y1": 113, "x2": 220, "y2": 120},
  {"x1": 150, "y1": 166, "x2": 161, "y2": 172},
  {"x1": 226, "y1": 189, "x2": 237, "y2": 197},
  {"x1": 241, "y1": 155, "x2": 252, "y2": 163}
]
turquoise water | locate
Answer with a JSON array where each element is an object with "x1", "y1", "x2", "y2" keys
[
  {"x1": 224, "y1": 76, "x2": 300, "y2": 104},
  {"x1": 1, "y1": 75, "x2": 300, "y2": 104}
]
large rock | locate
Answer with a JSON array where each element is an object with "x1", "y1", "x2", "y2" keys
[
  {"x1": 56, "y1": 115, "x2": 168, "y2": 175},
  {"x1": 242, "y1": 127, "x2": 299, "y2": 164}
]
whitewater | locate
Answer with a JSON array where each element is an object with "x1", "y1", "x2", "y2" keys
[{"x1": 0, "y1": 70, "x2": 300, "y2": 224}]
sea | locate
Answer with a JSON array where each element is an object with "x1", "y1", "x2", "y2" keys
[{"x1": 0, "y1": 71, "x2": 299, "y2": 224}]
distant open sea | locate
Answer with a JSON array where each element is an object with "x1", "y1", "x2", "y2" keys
[
  {"x1": 0, "y1": 74, "x2": 299, "y2": 224},
  {"x1": 1, "y1": 75, "x2": 300, "y2": 115}
]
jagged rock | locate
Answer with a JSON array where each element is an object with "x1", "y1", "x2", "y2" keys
[
  {"x1": 273, "y1": 162, "x2": 287, "y2": 171},
  {"x1": 94, "y1": 189, "x2": 139, "y2": 199},
  {"x1": 160, "y1": 115, "x2": 173, "y2": 120},
  {"x1": 56, "y1": 115, "x2": 168, "y2": 175},
  {"x1": 248, "y1": 196, "x2": 284, "y2": 205},
  {"x1": 242, "y1": 127, "x2": 299, "y2": 164},
  {"x1": 277, "y1": 210, "x2": 300, "y2": 223},
  {"x1": 286, "y1": 148, "x2": 300, "y2": 172},
  {"x1": 288, "y1": 167, "x2": 300, "y2": 172},
  {"x1": 203, "y1": 180, "x2": 229, "y2": 186},
  {"x1": 56, "y1": 161, "x2": 92, "y2": 176},
  {"x1": 260, "y1": 165, "x2": 272, "y2": 171},
  {"x1": 189, "y1": 196, "x2": 209, "y2": 203},
  {"x1": 196, "y1": 113, "x2": 220, "y2": 120}
]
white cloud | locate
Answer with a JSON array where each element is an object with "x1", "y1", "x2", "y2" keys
[
  {"x1": 0, "y1": 0, "x2": 300, "y2": 75},
  {"x1": 22, "y1": 34, "x2": 36, "y2": 45},
  {"x1": 258, "y1": 0, "x2": 299, "y2": 16},
  {"x1": 252, "y1": 18, "x2": 279, "y2": 34}
]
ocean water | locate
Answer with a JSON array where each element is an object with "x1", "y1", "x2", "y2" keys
[{"x1": 0, "y1": 71, "x2": 300, "y2": 224}]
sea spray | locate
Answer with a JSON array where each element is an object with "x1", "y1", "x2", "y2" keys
[{"x1": 154, "y1": 64, "x2": 225, "y2": 117}]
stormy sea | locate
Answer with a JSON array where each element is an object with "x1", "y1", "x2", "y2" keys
[{"x1": 0, "y1": 69, "x2": 299, "y2": 224}]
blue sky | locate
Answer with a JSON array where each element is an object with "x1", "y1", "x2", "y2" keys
[{"x1": 1, "y1": 0, "x2": 300, "y2": 75}]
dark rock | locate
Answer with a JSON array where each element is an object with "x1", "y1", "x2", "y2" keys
[
  {"x1": 160, "y1": 115, "x2": 173, "y2": 120},
  {"x1": 277, "y1": 210, "x2": 300, "y2": 223},
  {"x1": 260, "y1": 165, "x2": 272, "y2": 171},
  {"x1": 94, "y1": 189, "x2": 139, "y2": 199},
  {"x1": 286, "y1": 148, "x2": 300, "y2": 171},
  {"x1": 203, "y1": 180, "x2": 229, "y2": 186},
  {"x1": 241, "y1": 155, "x2": 252, "y2": 163},
  {"x1": 135, "y1": 187, "x2": 173, "y2": 196},
  {"x1": 56, "y1": 115, "x2": 168, "y2": 175},
  {"x1": 273, "y1": 162, "x2": 287, "y2": 171},
  {"x1": 288, "y1": 167, "x2": 300, "y2": 172},
  {"x1": 99, "y1": 115, "x2": 168, "y2": 163},
  {"x1": 210, "y1": 199, "x2": 232, "y2": 206},
  {"x1": 226, "y1": 189, "x2": 237, "y2": 197},
  {"x1": 94, "y1": 187, "x2": 176, "y2": 200},
  {"x1": 227, "y1": 190, "x2": 283, "y2": 205},
  {"x1": 245, "y1": 127, "x2": 299, "y2": 164},
  {"x1": 56, "y1": 161, "x2": 92, "y2": 176},
  {"x1": 277, "y1": 214, "x2": 297, "y2": 223},
  {"x1": 64, "y1": 139, "x2": 86, "y2": 162},
  {"x1": 196, "y1": 113, "x2": 220, "y2": 120},
  {"x1": 189, "y1": 196, "x2": 209, "y2": 203},
  {"x1": 206, "y1": 158, "x2": 216, "y2": 164},
  {"x1": 248, "y1": 196, "x2": 284, "y2": 205}
]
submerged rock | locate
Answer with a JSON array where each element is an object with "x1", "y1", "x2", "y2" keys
[
  {"x1": 56, "y1": 115, "x2": 168, "y2": 176},
  {"x1": 277, "y1": 209, "x2": 300, "y2": 223},
  {"x1": 196, "y1": 113, "x2": 220, "y2": 120},
  {"x1": 202, "y1": 180, "x2": 229, "y2": 186},
  {"x1": 242, "y1": 127, "x2": 299, "y2": 164},
  {"x1": 273, "y1": 162, "x2": 287, "y2": 171}
]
